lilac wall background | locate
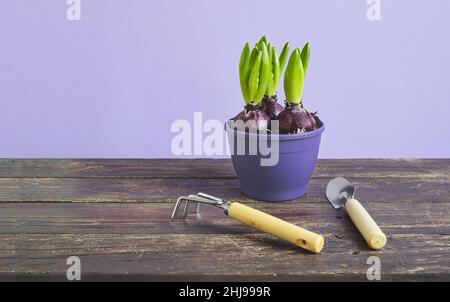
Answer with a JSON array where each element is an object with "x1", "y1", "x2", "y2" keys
[{"x1": 1, "y1": 0, "x2": 449, "y2": 158}]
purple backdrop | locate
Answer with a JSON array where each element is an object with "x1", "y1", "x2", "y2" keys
[{"x1": 1, "y1": 0, "x2": 449, "y2": 158}]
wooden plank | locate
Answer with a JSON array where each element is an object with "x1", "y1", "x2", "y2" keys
[
  {"x1": 0, "y1": 232, "x2": 448, "y2": 281},
  {"x1": 0, "y1": 202, "x2": 448, "y2": 235},
  {"x1": 1, "y1": 159, "x2": 449, "y2": 180},
  {"x1": 314, "y1": 158, "x2": 450, "y2": 180},
  {"x1": 0, "y1": 177, "x2": 449, "y2": 203},
  {"x1": 0, "y1": 159, "x2": 237, "y2": 179}
]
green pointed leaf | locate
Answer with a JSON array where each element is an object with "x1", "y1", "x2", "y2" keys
[
  {"x1": 266, "y1": 43, "x2": 273, "y2": 72},
  {"x1": 254, "y1": 42, "x2": 270, "y2": 104},
  {"x1": 300, "y1": 42, "x2": 311, "y2": 76},
  {"x1": 248, "y1": 47, "x2": 259, "y2": 69},
  {"x1": 239, "y1": 43, "x2": 251, "y2": 102},
  {"x1": 247, "y1": 50, "x2": 262, "y2": 103},
  {"x1": 266, "y1": 45, "x2": 280, "y2": 97},
  {"x1": 271, "y1": 47, "x2": 280, "y2": 96},
  {"x1": 284, "y1": 48, "x2": 304, "y2": 104},
  {"x1": 264, "y1": 43, "x2": 273, "y2": 96},
  {"x1": 279, "y1": 42, "x2": 290, "y2": 71},
  {"x1": 257, "y1": 36, "x2": 268, "y2": 49}
]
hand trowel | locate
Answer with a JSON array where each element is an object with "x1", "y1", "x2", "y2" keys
[{"x1": 326, "y1": 177, "x2": 387, "y2": 250}]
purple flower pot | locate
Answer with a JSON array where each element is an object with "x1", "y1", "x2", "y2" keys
[{"x1": 225, "y1": 123, "x2": 325, "y2": 202}]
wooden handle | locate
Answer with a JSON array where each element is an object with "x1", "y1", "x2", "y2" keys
[
  {"x1": 345, "y1": 198, "x2": 387, "y2": 250},
  {"x1": 227, "y1": 202, "x2": 324, "y2": 253}
]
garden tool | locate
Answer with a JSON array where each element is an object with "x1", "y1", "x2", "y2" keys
[
  {"x1": 171, "y1": 192, "x2": 324, "y2": 253},
  {"x1": 326, "y1": 177, "x2": 386, "y2": 250}
]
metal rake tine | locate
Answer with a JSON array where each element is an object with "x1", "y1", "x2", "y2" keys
[
  {"x1": 171, "y1": 196, "x2": 190, "y2": 221},
  {"x1": 195, "y1": 202, "x2": 200, "y2": 213},
  {"x1": 170, "y1": 198, "x2": 182, "y2": 221},
  {"x1": 187, "y1": 194, "x2": 204, "y2": 215},
  {"x1": 182, "y1": 200, "x2": 191, "y2": 219},
  {"x1": 194, "y1": 192, "x2": 217, "y2": 214},
  {"x1": 183, "y1": 194, "x2": 208, "y2": 218}
]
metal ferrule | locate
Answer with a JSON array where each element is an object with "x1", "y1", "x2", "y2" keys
[{"x1": 223, "y1": 201, "x2": 233, "y2": 216}]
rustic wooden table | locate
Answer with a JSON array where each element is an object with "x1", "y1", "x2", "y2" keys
[{"x1": 0, "y1": 159, "x2": 449, "y2": 281}]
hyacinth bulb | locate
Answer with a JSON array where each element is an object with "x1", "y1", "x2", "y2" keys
[
  {"x1": 262, "y1": 95, "x2": 284, "y2": 120},
  {"x1": 232, "y1": 104, "x2": 270, "y2": 132},
  {"x1": 277, "y1": 104, "x2": 318, "y2": 134}
]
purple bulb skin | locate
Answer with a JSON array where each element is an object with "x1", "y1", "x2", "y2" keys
[
  {"x1": 277, "y1": 103, "x2": 319, "y2": 134},
  {"x1": 231, "y1": 104, "x2": 269, "y2": 132},
  {"x1": 262, "y1": 95, "x2": 284, "y2": 120}
]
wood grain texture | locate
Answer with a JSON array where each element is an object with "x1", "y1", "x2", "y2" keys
[
  {"x1": 1, "y1": 177, "x2": 449, "y2": 203},
  {"x1": 1, "y1": 159, "x2": 449, "y2": 180},
  {"x1": 1, "y1": 233, "x2": 448, "y2": 281},
  {"x1": 0, "y1": 159, "x2": 449, "y2": 281}
]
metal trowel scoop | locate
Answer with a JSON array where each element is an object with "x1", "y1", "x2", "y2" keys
[{"x1": 326, "y1": 177, "x2": 387, "y2": 250}]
